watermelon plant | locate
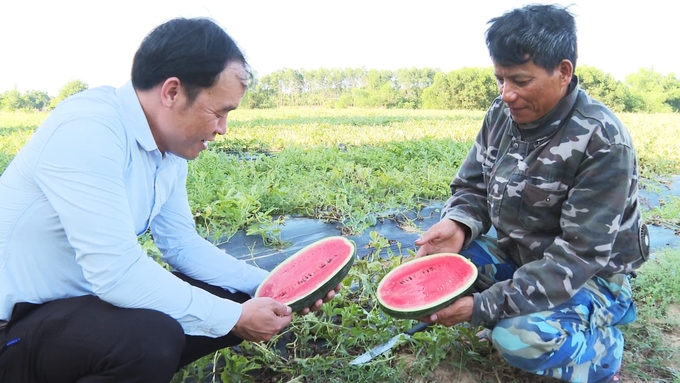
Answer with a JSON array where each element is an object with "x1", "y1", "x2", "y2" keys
[{"x1": 3, "y1": 109, "x2": 680, "y2": 383}]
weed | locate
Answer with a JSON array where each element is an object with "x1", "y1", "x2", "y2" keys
[{"x1": 622, "y1": 248, "x2": 680, "y2": 382}]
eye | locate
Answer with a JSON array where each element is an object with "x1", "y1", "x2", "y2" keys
[{"x1": 215, "y1": 113, "x2": 223, "y2": 119}]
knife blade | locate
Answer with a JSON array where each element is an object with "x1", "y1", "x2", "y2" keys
[{"x1": 349, "y1": 321, "x2": 429, "y2": 365}]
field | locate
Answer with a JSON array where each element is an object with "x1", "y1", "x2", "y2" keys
[{"x1": 1, "y1": 108, "x2": 679, "y2": 382}]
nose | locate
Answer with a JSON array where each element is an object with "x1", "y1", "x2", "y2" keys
[
  {"x1": 500, "y1": 82, "x2": 518, "y2": 104},
  {"x1": 216, "y1": 116, "x2": 227, "y2": 135}
]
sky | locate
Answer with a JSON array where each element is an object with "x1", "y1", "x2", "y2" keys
[{"x1": 1, "y1": 0, "x2": 677, "y2": 96}]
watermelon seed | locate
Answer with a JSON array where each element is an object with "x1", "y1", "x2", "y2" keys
[
  {"x1": 398, "y1": 265, "x2": 443, "y2": 284},
  {"x1": 297, "y1": 272, "x2": 315, "y2": 285},
  {"x1": 318, "y1": 256, "x2": 336, "y2": 269}
]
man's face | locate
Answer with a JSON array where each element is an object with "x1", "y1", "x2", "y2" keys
[
  {"x1": 493, "y1": 60, "x2": 571, "y2": 124},
  {"x1": 158, "y1": 62, "x2": 246, "y2": 160}
]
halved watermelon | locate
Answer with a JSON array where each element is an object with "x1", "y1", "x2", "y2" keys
[
  {"x1": 376, "y1": 253, "x2": 478, "y2": 319},
  {"x1": 255, "y1": 236, "x2": 355, "y2": 311}
]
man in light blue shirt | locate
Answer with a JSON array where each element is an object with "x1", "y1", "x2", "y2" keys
[{"x1": 0, "y1": 17, "x2": 336, "y2": 382}]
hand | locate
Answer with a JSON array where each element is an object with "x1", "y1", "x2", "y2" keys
[
  {"x1": 232, "y1": 297, "x2": 292, "y2": 342},
  {"x1": 414, "y1": 219, "x2": 468, "y2": 257},
  {"x1": 418, "y1": 296, "x2": 473, "y2": 327},
  {"x1": 296, "y1": 283, "x2": 342, "y2": 315}
]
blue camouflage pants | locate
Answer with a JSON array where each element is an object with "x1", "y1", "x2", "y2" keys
[{"x1": 459, "y1": 235, "x2": 636, "y2": 383}]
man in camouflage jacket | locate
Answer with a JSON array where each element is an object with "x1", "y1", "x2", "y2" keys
[{"x1": 415, "y1": 4, "x2": 648, "y2": 383}]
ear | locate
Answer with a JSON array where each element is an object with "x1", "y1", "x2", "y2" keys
[
  {"x1": 558, "y1": 60, "x2": 573, "y2": 87},
  {"x1": 159, "y1": 77, "x2": 183, "y2": 108}
]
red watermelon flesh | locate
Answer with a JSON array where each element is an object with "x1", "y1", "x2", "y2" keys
[
  {"x1": 255, "y1": 236, "x2": 355, "y2": 311},
  {"x1": 377, "y1": 253, "x2": 477, "y2": 319}
]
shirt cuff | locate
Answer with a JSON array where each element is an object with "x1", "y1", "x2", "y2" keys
[
  {"x1": 191, "y1": 296, "x2": 244, "y2": 337},
  {"x1": 241, "y1": 265, "x2": 270, "y2": 297},
  {"x1": 471, "y1": 292, "x2": 495, "y2": 328}
]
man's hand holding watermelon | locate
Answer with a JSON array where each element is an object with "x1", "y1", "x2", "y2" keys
[{"x1": 414, "y1": 219, "x2": 473, "y2": 326}]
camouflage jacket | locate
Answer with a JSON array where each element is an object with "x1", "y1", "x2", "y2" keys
[{"x1": 441, "y1": 77, "x2": 649, "y2": 327}]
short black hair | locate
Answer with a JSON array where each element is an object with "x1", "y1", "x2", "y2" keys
[
  {"x1": 131, "y1": 17, "x2": 251, "y2": 103},
  {"x1": 485, "y1": 4, "x2": 577, "y2": 72}
]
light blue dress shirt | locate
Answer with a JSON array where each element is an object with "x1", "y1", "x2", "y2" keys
[{"x1": 0, "y1": 81, "x2": 268, "y2": 337}]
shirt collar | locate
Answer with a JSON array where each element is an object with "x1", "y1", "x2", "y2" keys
[
  {"x1": 115, "y1": 81, "x2": 159, "y2": 153},
  {"x1": 114, "y1": 81, "x2": 183, "y2": 164}
]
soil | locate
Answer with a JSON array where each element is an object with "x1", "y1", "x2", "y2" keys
[{"x1": 424, "y1": 362, "x2": 478, "y2": 383}]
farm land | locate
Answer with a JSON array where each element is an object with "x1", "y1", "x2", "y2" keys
[{"x1": 1, "y1": 108, "x2": 678, "y2": 382}]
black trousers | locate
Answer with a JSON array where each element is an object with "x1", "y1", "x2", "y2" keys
[{"x1": 0, "y1": 273, "x2": 250, "y2": 383}]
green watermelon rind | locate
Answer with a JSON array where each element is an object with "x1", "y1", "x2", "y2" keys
[
  {"x1": 255, "y1": 236, "x2": 356, "y2": 312},
  {"x1": 378, "y1": 286, "x2": 476, "y2": 320},
  {"x1": 376, "y1": 253, "x2": 478, "y2": 320}
]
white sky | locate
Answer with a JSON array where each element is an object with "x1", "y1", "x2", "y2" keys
[{"x1": 1, "y1": 0, "x2": 677, "y2": 96}]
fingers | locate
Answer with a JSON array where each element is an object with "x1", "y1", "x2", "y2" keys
[
  {"x1": 276, "y1": 311, "x2": 293, "y2": 328},
  {"x1": 415, "y1": 244, "x2": 430, "y2": 258},
  {"x1": 234, "y1": 298, "x2": 293, "y2": 342},
  {"x1": 236, "y1": 290, "x2": 358, "y2": 342},
  {"x1": 295, "y1": 301, "x2": 318, "y2": 316},
  {"x1": 311, "y1": 298, "x2": 324, "y2": 311},
  {"x1": 273, "y1": 303, "x2": 293, "y2": 317},
  {"x1": 415, "y1": 219, "x2": 466, "y2": 258},
  {"x1": 323, "y1": 288, "x2": 336, "y2": 302},
  {"x1": 418, "y1": 313, "x2": 439, "y2": 324},
  {"x1": 414, "y1": 230, "x2": 434, "y2": 247},
  {"x1": 415, "y1": 225, "x2": 443, "y2": 257},
  {"x1": 415, "y1": 229, "x2": 438, "y2": 257},
  {"x1": 296, "y1": 284, "x2": 342, "y2": 315},
  {"x1": 416, "y1": 297, "x2": 474, "y2": 327}
]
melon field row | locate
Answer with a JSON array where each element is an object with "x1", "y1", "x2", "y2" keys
[{"x1": 1, "y1": 109, "x2": 679, "y2": 382}]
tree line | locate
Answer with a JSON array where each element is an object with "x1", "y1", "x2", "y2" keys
[
  {"x1": 0, "y1": 79, "x2": 88, "y2": 112},
  {"x1": 2, "y1": 67, "x2": 679, "y2": 113},
  {"x1": 241, "y1": 66, "x2": 680, "y2": 113}
]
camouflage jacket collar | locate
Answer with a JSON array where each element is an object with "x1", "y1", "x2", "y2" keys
[{"x1": 510, "y1": 76, "x2": 580, "y2": 142}]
